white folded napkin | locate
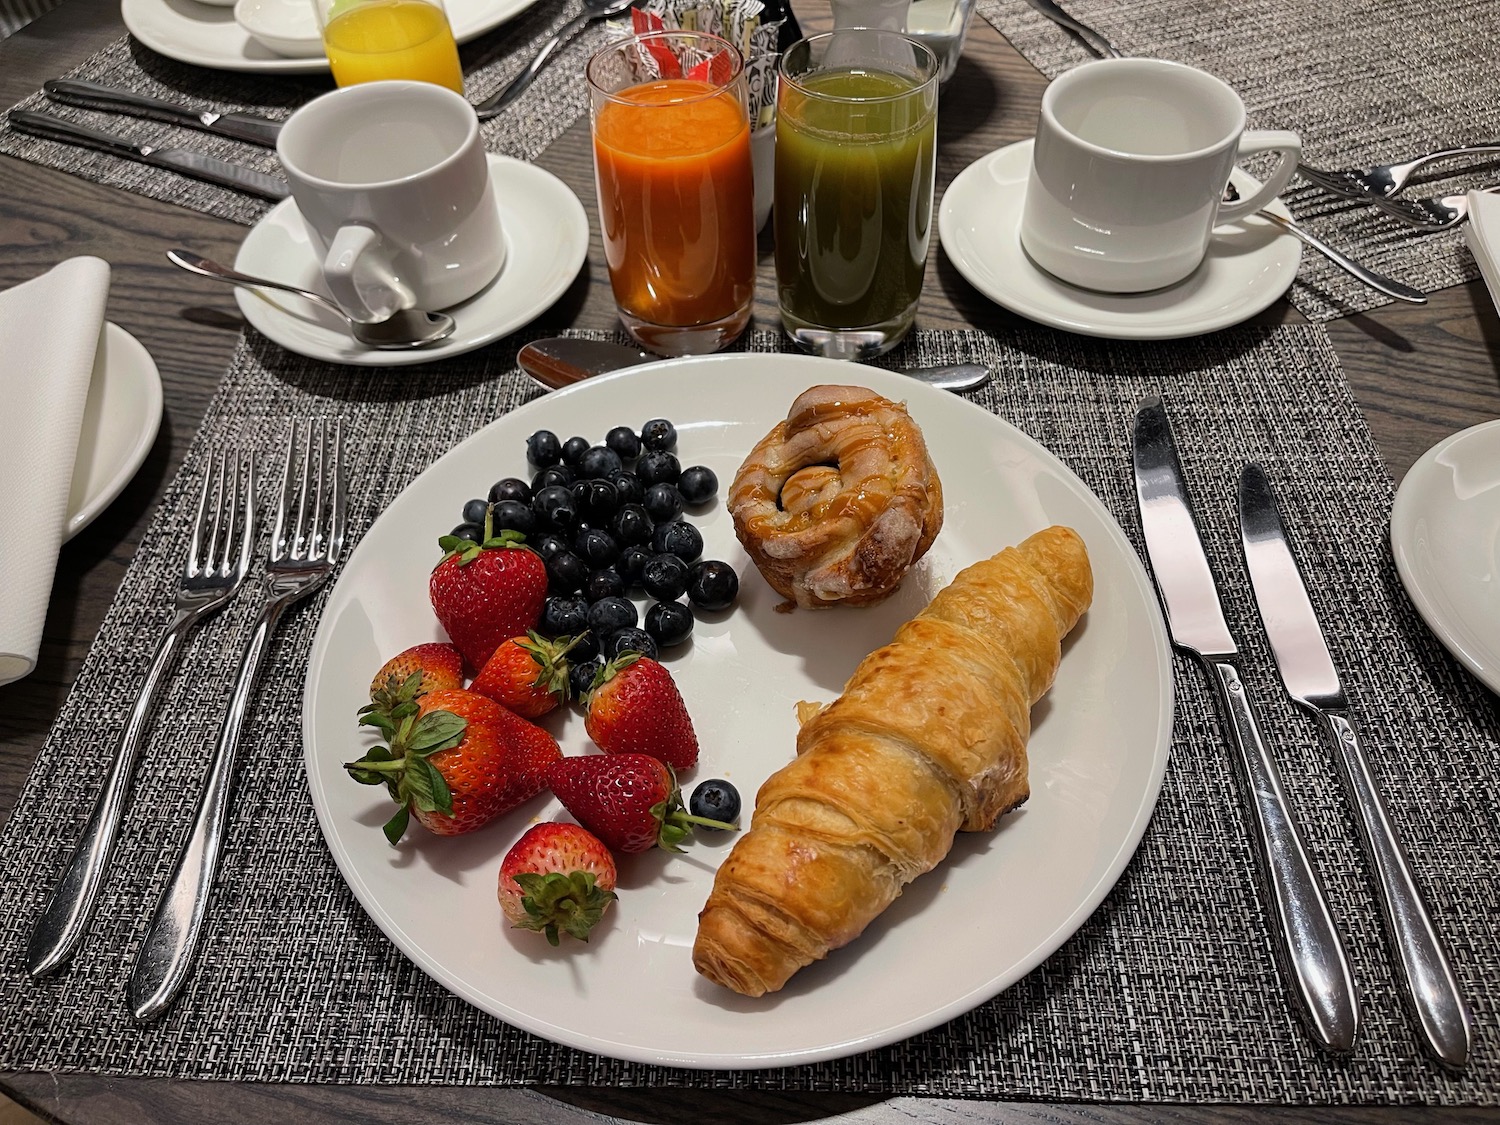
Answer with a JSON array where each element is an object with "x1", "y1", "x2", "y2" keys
[
  {"x1": 0, "y1": 257, "x2": 111, "y2": 688},
  {"x1": 1464, "y1": 190, "x2": 1500, "y2": 319}
]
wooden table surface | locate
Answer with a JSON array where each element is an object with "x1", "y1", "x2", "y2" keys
[{"x1": 2, "y1": 0, "x2": 1497, "y2": 1122}]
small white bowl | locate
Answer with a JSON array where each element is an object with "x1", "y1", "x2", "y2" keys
[{"x1": 234, "y1": 0, "x2": 324, "y2": 57}]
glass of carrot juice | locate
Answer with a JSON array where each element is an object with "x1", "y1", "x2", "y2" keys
[
  {"x1": 314, "y1": 0, "x2": 463, "y2": 94},
  {"x1": 587, "y1": 30, "x2": 757, "y2": 356}
]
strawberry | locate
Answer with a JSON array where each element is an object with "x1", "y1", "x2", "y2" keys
[
  {"x1": 368, "y1": 642, "x2": 464, "y2": 701},
  {"x1": 583, "y1": 653, "x2": 699, "y2": 770},
  {"x1": 498, "y1": 822, "x2": 618, "y2": 945},
  {"x1": 470, "y1": 631, "x2": 582, "y2": 718},
  {"x1": 429, "y1": 520, "x2": 548, "y2": 674},
  {"x1": 346, "y1": 685, "x2": 557, "y2": 844},
  {"x1": 546, "y1": 753, "x2": 734, "y2": 854}
]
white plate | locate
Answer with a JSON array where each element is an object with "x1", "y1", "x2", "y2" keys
[
  {"x1": 1463, "y1": 190, "x2": 1500, "y2": 320},
  {"x1": 938, "y1": 139, "x2": 1302, "y2": 340},
  {"x1": 122, "y1": 0, "x2": 537, "y2": 73},
  {"x1": 302, "y1": 356, "x2": 1175, "y2": 1068},
  {"x1": 1391, "y1": 419, "x2": 1500, "y2": 694},
  {"x1": 233, "y1": 154, "x2": 587, "y2": 366},
  {"x1": 66, "y1": 322, "x2": 164, "y2": 541}
]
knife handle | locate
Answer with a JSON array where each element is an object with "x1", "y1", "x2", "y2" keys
[
  {"x1": 9, "y1": 109, "x2": 146, "y2": 158},
  {"x1": 1203, "y1": 657, "x2": 1360, "y2": 1053},
  {"x1": 44, "y1": 79, "x2": 195, "y2": 126},
  {"x1": 1321, "y1": 711, "x2": 1472, "y2": 1068}
]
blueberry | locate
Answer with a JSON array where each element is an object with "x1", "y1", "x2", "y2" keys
[
  {"x1": 608, "y1": 470, "x2": 645, "y2": 506},
  {"x1": 488, "y1": 476, "x2": 532, "y2": 505},
  {"x1": 573, "y1": 477, "x2": 620, "y2": 524},
  {"x1": 541, "y1": 595, "x2": 590, "y2": 637},
  {"x1": 450, "y1": 522, "x2": 483, "y2": 543},
  {"x1": 585, "y1": 567, "x2": 627, "y2": 602},
  {"x1": 637, "y1": 449, "x2": 681, "y2": 487},
  {"x1": 641, "y1": 552, "x2": 690, "y2": 601},
  {"x1": 588, "y1": 595, "x2": 638, "y2": 636},
  {"x1": 609, "y1": 503, "x2": 654, "y2": 547},
  {"x1": 617, "y1": 544, "x2": 651, "y2": 589},
  {"x1": 580, "y1": 445, "x2": 624, "y2": 478},
  {"x1": 532, "y1": 484, "x2": 578, "y2": 531},
  {"x1": 569, "y1": 630, "x2": 601, "y2": 663},
  {"x1": 642, "y1": 482, "x2": 684, "y2": 523},
  {"x1": 532, "y1": 464, "x2": 574, "y2": 490},
  {"x1": 569, "y1": 656, "x2": 603, "y2": 699},
  {"x1": 527, "y1": 429, "x2": 562, "y2": 467},
  {"x1": 645, "y1": 600, "x2": 694, "y2": 648},
  {"x1": 677, "y1": 465, "x2": 718, "y2": 506},
  {"x1": 605, "y1": 425, "x2": 641, "y2": 460},
  {"x1": 490, "y1": 498, "x2": 535, "y2": 535},
  {"x1": 640, "y1": 418, "x2": 677, "y2": 452},
  {"x1": 546, "y1": 550, "x2": 590, "y2": 593},
  {"x1": 689, "y1": 779, "x2": 740, "y2": 827},
  {"x1": 652, "y1": 520, "x2": 703, "y2": 563},
  {"x1": 606, "y1": 627, "x2": 658, "y2": 661},
  {"x1": 561, "y1": 435, "x2": 591, "y2": 465},
  {"x1": 687, "y1": 559, "x2": 739, "y2": 611},
  {"x1": 461, "y1": 497, "x2": 489, "y2": 526},
  {"x1": 574, "y1": 526, "x2": 620, "y2": 569}
]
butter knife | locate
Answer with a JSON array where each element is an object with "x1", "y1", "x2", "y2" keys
[
  {"x1": 1238, "y1": 462, "x2": 1472, "y2": 1069},
  {"x1": 44, "y1": 79, "x2": 282, "y2": 148},
  {"x1": 1132, "y1": 396, "x2": 1358, "y2": 1053},
  {"x1": 8, "y1": 110, "x2": 289, "y2": 202}
]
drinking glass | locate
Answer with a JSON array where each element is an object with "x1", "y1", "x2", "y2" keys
[
  {"x1": 314, "y1": 0, "x2": 463, "y2": 94},
  {"x1": 587, "y1": 30, "x2": 757, "y2": 356},
  {"x1": 774, "y1": 29, "x2": 939, "y2": 359}
]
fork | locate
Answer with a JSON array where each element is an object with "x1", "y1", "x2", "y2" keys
[
  {"x1": 1298, "y1": 144, "x2": 1500, "y2": 202},
  {"x1": 1371, "y1": 185, "x2": 1500, "y2": 232},
  {"x1": 26, "y1": 451, "x2": 255, "y2": 979},
  {"x1": 128, "y1": 419, "x2": 346, "y2": 1022}
]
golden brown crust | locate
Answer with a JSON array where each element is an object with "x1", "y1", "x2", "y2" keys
[
  {"x1": 727, "y1": 385, "x2": 943, "y2": 609},
  {"x1": 693, "y1": 526, "x2": 1093, "y2": 996}
]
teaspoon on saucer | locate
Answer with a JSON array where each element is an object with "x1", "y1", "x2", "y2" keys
[
  {"x1": 166, "y1": 250, "x2": 457, "y2": 349},
  {"x1": 517, "y1": 337, "x2": 993, "y2": 392}
]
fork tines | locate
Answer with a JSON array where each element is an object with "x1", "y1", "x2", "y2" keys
[
  {"x1": 188, "y1": 448, "x2": 255, "y2": 582},
  {"x1": 272, "y1": 418, "x2": 346, "y2": 566}
]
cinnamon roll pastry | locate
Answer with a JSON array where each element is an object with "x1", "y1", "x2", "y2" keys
[
  {"x1": 693, "y1": 526, "x2": 1093, "y2": 997},
  {"x1": 728, "y1": 385, "x2": 943, "y2": 609}
]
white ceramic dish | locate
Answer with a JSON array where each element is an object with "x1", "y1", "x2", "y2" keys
[
  {"x1": 1463, "y1": 189, "x2": 1500, "y2": 320},
  {"x1": 233, "y1": 154, "x2": 587, "y2": 366},
  {"x1": 301, "y1": 356, "x2": 1175, "y2": 1069},
  {"x1": 66, "y1": 322, "x2": 163, "y2": 541},
  {"x1": 1391, "y1": 419, "x2": 1500, "y2": 695},
  {"x1": 232, "y1": 0, "x2": 321, "y2": 58},
  {"x1": 122, "y1": 0, "x2": 537, "y2": 74},
  {"x1": 938, "y1": 139, "x2": 1302, "y2": 340}
]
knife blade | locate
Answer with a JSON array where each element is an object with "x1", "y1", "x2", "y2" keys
[
  {"x1": 1133, "y1": 395, "x2": 1358, "y2": 1053},
  {"x1": 8, "y1": 111, "x2": 289, "y2": 202},
  {"x1": 1238, "y1": 462, "x2": 1472, "y2": 1069},
  {"x1": 44, "y1": 79, "x2": 283, "y2": 148}
]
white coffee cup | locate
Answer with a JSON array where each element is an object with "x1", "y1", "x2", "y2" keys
[
  {"x1": 1018, "y1": 58, "x2": 1300, "y2": 293},
  {"x1": 276, "y1": 80, "x2": 504, "y2": 322}
]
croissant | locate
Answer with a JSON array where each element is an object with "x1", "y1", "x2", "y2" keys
[
  {"x1": 693, "y1": 525, "x2": 1093, "y2": 997},
  {"x1": 727, "y1": 384, "x2": 943, "y2": 609}
]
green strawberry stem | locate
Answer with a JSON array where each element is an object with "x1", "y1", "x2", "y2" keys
[
  {"x1": 435, "y1": 506, "x2": 529, "y2": 567},
  {"x1": 509, "y1": 870, "x2": 618, "y2": 946}
]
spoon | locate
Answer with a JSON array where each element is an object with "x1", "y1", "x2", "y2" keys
[
  {"x1": 517, "y1": 337, "x2": 994, "y2": 392},
  {"x1": 167, "y1": 250, "x2": 457, "y2": 349},
  {"x1": 475, "y1": 0, "x2": 638, "y2": 119}
]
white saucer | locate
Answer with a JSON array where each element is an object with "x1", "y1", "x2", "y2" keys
[
  {"x1": 937, "y1": 139, "x2": 1303, "y2": 340},
  {"x1": 66, "y1": 323, "x2": 164, "y2": 541},
  {"x1": 233, "y1": 154, "x2": 588, "y2": 366},
  {"x1": 1391, "y1": 420, "x2": 1500, "y2": 695}
]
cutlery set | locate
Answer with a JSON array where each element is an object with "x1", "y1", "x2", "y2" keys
[
  {"x1": 1133, "y1": 397, "x2": 1471, "y2": 1067},
  {"x1": 28, "y1": 420, "x2": 347, "y2": 1022}
]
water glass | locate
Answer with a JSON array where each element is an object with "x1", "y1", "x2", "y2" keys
[
  {"x1": 587, "y1": 30, "x2": 757, "y2": 356},
  {"x1": 774, "y1": 29, "x2": 939, "y2": 359},
  {"x1": 314, "y1": 0, "x2": 463, "y2": 94}
]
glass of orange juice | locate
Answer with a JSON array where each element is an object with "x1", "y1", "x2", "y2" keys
[
  {"x1": 314, "y1": 0, "x2": 463, "y2": 94},
  {"x1": 586, "y1": 30, "x2": 756, "y2": 356}
]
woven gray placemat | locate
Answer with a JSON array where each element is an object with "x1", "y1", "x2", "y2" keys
[
  {"x1": 0, "y1": 0, "x2": 612, "y2": 226},
  {"x1": 975, "y1": 0, "x2": 1500, "y2": 322},
  {"x1": 0, "y1": 324, "x2": 1495, "y2": 1100}
]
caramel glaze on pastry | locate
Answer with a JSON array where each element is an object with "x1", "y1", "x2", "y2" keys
[
  {"x1": 693, "y1": 526, "x2": 1093, "y2": 997},
  {"x1": 728, "y1": 384, "x2": 943, "y2": 609}
]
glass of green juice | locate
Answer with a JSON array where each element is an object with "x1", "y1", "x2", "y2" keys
[{"x1": 774, "y1": 29, "x2": 939, "y2": 359}]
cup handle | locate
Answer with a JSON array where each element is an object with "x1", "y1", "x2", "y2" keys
[
  {"x1": 1215, "y1": 130, "x2": 1302, "y2": 224},
  {"x1": 323, "y1": 224, "x2": 416, "y2": 322}
]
